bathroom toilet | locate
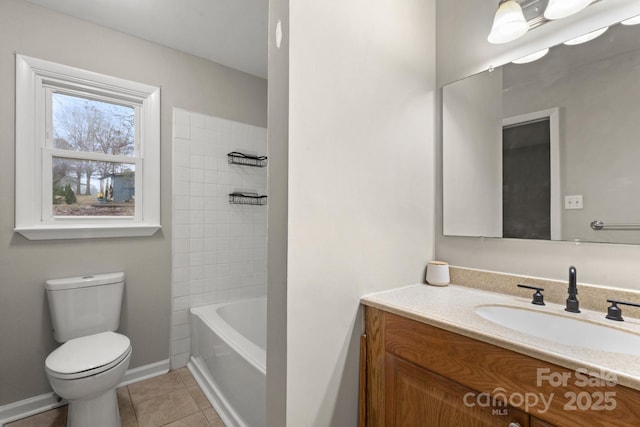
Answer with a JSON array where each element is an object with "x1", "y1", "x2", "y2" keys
[{"x1": 44, "y1": 272, "x2": 132, "y2": 427}]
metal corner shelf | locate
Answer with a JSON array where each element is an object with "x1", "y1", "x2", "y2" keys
[
  {"x1": 227, "y1": 151, "x2": 268, "y2": 168},
  {"x1": 228, "y1": 192, "x2": 267, "y2": 206}
]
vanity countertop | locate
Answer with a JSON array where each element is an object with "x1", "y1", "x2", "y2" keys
[{"x1": 361, "y1": 283, "x2": 640, "y2": 391}]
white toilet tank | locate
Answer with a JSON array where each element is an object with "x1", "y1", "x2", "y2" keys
[{"x1": 46, "y1": 272, "x2": 125, "y2": 343}]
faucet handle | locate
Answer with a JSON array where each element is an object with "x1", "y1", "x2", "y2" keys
[
  {"x1": 605, "y1": 299, "x2": 640, "y2": 322},
  {"x1": 517, "y1": 284, "x2": 545, "y2": 306}
]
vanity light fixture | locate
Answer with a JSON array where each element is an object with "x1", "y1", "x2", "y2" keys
[
  {"x1": 487, "y1": 0, "x2": 529, "y2": 44},
  {"x1": 512, "y1": 47, "x2": 550, "y2": 64},
  {"x1": 563, "y1": 26, "x2": 608, "y2": 45},
  {"x1": 488, "y1": 0, "x2": 600, "y2": 45},
  {"x1": 621, "y1": 14, "x2": 640, "y2": 26},
  {"x1": 544, "y1": 0, "x2": 593, "y2": 20}
]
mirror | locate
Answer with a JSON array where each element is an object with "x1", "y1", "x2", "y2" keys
[{"x1": 443, "y1": 17, "x2": 640, "y2": 245}]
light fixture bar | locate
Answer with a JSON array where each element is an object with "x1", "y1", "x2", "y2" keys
[
  {"x1": 488, "y1": 0, "x2": 601, "y2": 44},
  {"x1": 512, "y1": 48, "x2": 550, "y2": 64},
  {"x1": 563, "y1": 26, "x2": 608, "y2": 45},
  {"x1": 621, "y1": 15, "x2": 640, "y2": 26},
  {"x1": 544, "y1": 0, "x2": 593, "y2": 20}
]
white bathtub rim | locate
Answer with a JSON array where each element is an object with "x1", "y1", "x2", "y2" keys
[{"x1": 190, "y1": 297, "x2": 266, "y2": 374}]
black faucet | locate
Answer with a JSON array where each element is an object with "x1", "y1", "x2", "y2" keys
[{"x1": 565, "y1": 266, "x2": 580, "y2": 313}]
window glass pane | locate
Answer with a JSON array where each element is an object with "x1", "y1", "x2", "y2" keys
[
  {"x1": 52, "y1": 157, "x2": 135, "y2": 217},
  {"x1": 52, "y1": 92, "x2": 135, "y2": 157}
]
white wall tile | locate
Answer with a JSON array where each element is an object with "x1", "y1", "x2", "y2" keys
[
  {"x1": 171, "y1": 337, "x2": 190, "y2": 355},
  {"x1": 190, "y1": 155, "x2": 205, "y2": 170},
  {"x1": 172, "y1": 324, "x2": 190, "y2": 340},
  {"x1": 189, "y1": 238, "x2": 204, "y2": 253},
  {"x1": 189, "y1": 252, "x2": 203, "y2": 267},
  {"x1": 202, "y1": 292, "x2": 217, "y2": 305},
  {"x1": 172, "y1": 296, "x2": 189, "y2": 312},
  {"x1": 173, "y1": 238, "x2": 189, "y2": 253},
  {"x1": 174, "y1": 124, "x2": 190, "y2": 140},
  {"x1": 190, "y1": 112, "x2": 206, "y2": 129},
  {"x1": 205, "y1": 116, "x2": 219, "y2": 131},
  {"x1": 171, "y1": 108, "x2": 267, "y2": 364},
  {"x1": 172, "y1": 309, "x2": 189, "y2": 326},
  {"x1": 173, "y1": 253, "x2": 189, "y2": 268},
  {"x1": 188, "y1": 213, "x2": 202, "y2": 227},
  {"x1": 174, "y1": 181, "x2": 190, "y2": 197},
  {"x1": 190, "y1": 182, "x2": 204, "y2": 197},
  {"x1": 189, "y1": 278, "x2": 203, "y2": 294},
  {"x1": 174, "y1": 109, "x2": 191, "y2": 127},
  {"x1": 171, "y1": 353, "x2": 190, "y2": 370},
  {"x1": 204, "y1": 170, "x2": 218, "y2": 184},
  {"x1": 172, "y1": 281, "x2": 190, "y2": 298},
  {"x1": 188, "y1": 294, "x2": 203, "y2": 307},
  {"x1": 174, "y1": 195, "x2": 190, "y2": 209},
  {"x1": 174, "y1": 211, "x2": 190, "y2": 226}
]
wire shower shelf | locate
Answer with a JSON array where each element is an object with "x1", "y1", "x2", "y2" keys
[
  {"x1": 227, "y1": 152, "x2": 268, "y2": 167},
  {"x1": 229, "y1": 192, "x2": 267, "y2": 206}
]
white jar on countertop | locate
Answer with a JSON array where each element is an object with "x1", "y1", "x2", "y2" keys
[{"x1": 426, "y1": 261, "x2": 450, "y2": 286}]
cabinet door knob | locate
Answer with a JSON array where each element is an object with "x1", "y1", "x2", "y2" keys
[{"x1": 508, "y1": 423, "x2": 521, "y2": 427}]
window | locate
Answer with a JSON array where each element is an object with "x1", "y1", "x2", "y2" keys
[{"x1": 15, "y1": 55, "x2": 161, "y2": 239}]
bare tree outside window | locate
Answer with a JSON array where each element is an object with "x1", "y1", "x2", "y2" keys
[{"x1": 51, "y1": 93, "x2": 136, "y2": 216}]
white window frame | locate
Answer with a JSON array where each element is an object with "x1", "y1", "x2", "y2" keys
[{"x1": 15, "y1": 54, "x2": 161, "y2": 240}]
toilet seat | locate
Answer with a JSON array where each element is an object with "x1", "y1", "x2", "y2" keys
[{"x1": 46, "y1": 331, "x2": 131, "y2": 380}]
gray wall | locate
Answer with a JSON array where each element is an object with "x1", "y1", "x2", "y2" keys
[
  {"x1": 503, "y1": 43, "x2": 640, "y2": 244},
  {"x1": 266, "y1": 0, "x2": 288, "y2": 425},
  {"x1": 436, "y1": 0, "x2": 640, "y2": 289},
  {"x1": 0, "y1": 0, "x2": 266, "y2": 406},
  {"x1": 285, "y1": 0, "x2": 436, "y2": 425}
]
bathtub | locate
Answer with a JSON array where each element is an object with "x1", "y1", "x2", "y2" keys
[{"x1": 188, "y1": 297, "x2": 266, "y2": 427}]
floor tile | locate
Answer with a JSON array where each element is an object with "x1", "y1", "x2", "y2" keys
[
  {"x1": 133, "y1": 388, "x2": 199, "y2": 427},
  {"x1": 5, "y1": 406, "x2": 67, "y2": 427},
  {"x1": 175, "y1": 367, "x2": 198, "y2": 388},
  {"x1": 116, "y1": 386, "x2": 132, "y2": 406},
  {"x1": 116, "y1": 387, "x2": 138, "y2": 427},
  {"x1": 6, "y1": 369, "x2": 227, "y2": 427},
  {"x1": 188, "y1": 385, "x2": 211, "y2": 410},
  {"x1": 162, "y1": 411, "x2": 212, "y2": 427},
  {"x1": 203, "y1": 407, "x2": 226, "y2": 427},
  {"x1": 128, "y1": 371, "x2": 184, "y2": 405}
]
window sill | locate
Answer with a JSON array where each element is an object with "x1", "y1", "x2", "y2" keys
[{"x1": 15, "y1": 224, "x2": 162, "y2": 240}]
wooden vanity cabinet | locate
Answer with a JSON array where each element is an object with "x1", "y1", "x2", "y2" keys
[
  {"x1": 364, "y1": 306, "x2": 640, "y2": 427},
  {"x1": 529, "y1": 417, "x2": 556, "y2": 427},
  {"x1": 386, "y1": 352, "x2": 529, "y2": 426}
]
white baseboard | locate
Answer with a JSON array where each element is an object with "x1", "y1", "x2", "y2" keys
[
  {"x1": 118, "y1": 358, "x2": 170, "y2": 387},
  {"x1": 0, "y1": 392, "x2": 65, "y2": 427},
  {"x1": 0, "y1": 359, "x2": 170, "y2": 426}
]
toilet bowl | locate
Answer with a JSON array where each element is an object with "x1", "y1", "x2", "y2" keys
[
  {"x1": 45, "y1": 332, "x2": 132, "y2": 427},
  {"x1": 44, "y1": 273, "x2": 131, "y2": 427}
]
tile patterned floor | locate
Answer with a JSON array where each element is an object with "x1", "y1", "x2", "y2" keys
[{"x1": 6, "y1": 369, "x2": 226, "y2": 427}]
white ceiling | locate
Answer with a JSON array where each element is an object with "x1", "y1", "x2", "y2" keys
[{"x1": 24, "y1": 0, "x2": 268, "y2": 79}]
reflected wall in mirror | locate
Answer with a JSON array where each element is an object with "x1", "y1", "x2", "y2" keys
[{"x1": 443, "y1": 18, "x2": 640, "y2": 245}]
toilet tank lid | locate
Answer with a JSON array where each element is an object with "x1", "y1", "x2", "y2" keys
[{"x1": 46, "y1": 272, "x2": 125, "y2": 291}]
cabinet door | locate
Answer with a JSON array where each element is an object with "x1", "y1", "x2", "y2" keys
[
  {"x1": 530, "y1": 417, "x2": 557, "y2": 427},
  {"x1": 385, "y1": 354, "x2": 529, "y2": 427}
]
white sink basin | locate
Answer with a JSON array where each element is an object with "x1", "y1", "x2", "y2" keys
[{"x1": 474, "y1": 305, "x2": 640, "y2": 356}]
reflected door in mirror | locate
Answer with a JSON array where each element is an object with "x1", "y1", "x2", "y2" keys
[{"x1": 503, "y1": 118, "x2": 551, "y2": 240}]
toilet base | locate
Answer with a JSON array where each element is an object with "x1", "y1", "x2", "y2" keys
[
  {"x1": 67, "y1": 388, "x2": 121, "y2": 427},
  {"x1": 46, "y1": 343, "x2": 131, "y2": 427}
]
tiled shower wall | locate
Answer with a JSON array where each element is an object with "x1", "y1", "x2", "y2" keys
[{"x1": 170, "y1": 108, "x2": 267, "y2": 368}]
